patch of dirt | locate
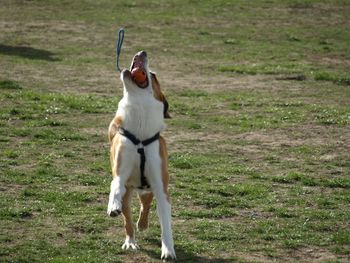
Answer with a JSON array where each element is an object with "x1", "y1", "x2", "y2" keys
[
  {"x1": 319, "y1": 57, "x2": 350, "y2": 67},
  {"x1": 159, "y1": 67, "x2": 280, "y2": 93},
  {"x1": 236, "y1": 246, "x2": 347, "y2": 263},
  {"x1": 288, "y1": 247, "x2": 348, "y2": 263},
  {"x1": 234, "y1": 251, "x2": 280, "y2": 263},
  {"x1": 241, "y1": 131, "x2": 303, "y2": 148},
  {"x1": 0, "y1": 182, "x2": 25, "y2": 196},
  {"x1": 165, "y1": 122, "x2": 350, "y2": 154},
  {"x1": 238, "y1": 124, "x2": 350, "y2": 149}
]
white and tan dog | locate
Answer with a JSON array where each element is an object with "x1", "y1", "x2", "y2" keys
[{"x1": 107, "y1": 51, "x2": 176, "y2": 261}]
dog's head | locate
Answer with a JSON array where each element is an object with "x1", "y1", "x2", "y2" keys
[
  {"x1": 121, "y1": 50, "x2": 151, "y2": 93},
  {"x1": 120, "y1": 51, "x2": 170, "y2": 118}
]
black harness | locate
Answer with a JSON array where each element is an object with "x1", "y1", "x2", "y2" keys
[{"x1": 118, "y1": 127, "x2": 160, "y2": 189}]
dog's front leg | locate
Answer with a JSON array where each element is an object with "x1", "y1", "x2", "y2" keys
[
  {"x1": 107, "y1": 147, "x2": 135, "y2": 217},
  {"x1": 107, "y1": 176, "x2": 125, "y2": 217}
]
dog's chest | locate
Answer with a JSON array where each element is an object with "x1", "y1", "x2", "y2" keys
[
  {"x1": 116, "y1": 96, "x2": 163, "y2": 190},
  {"x1": 117, "y1": 96, "x2": 164, "y2": 140}
]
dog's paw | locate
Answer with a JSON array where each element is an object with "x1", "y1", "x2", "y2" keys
[
  {"x1": 122, "y1": 237, "x2": 139, "y2": 250},
  {"x1": 108, "y1": 209, "x2": 121, "y2": 217},
  {"x1": 161, "y1": 246, "x2": 176, "y2": 261},
  {"x1": 107, "y1": 200, "x2": 122, "y2": 217}
]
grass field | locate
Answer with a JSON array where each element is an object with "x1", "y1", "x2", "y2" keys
[{"x1": 1, "y1": 0, "x2": 350, "y2": 262}]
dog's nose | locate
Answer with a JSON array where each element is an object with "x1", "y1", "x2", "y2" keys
[{"x1": 138, "y1": 50, "x2": 147, "y2": 58}]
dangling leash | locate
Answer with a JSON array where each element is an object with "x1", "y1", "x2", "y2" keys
[{"x1": 116, "y1": 28, "x2": 125, "y2": 72}]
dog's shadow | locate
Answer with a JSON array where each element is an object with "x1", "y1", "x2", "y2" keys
[
  {"x1": 0, "y1": 44, "x2": 60, "y2": 61},
  {"x1": 141, "y1": 237, "x2": 233, "y2": 263}
]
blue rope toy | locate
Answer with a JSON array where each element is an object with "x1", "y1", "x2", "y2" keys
[{"x1": 116, "y1": 28, "x2": 125, "y2": 72}]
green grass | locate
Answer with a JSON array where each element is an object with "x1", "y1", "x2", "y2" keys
[
  {"x1": 0, "y1": 80, "x2": 23, "y2": 90},
  {"x1": 1, "y1": 0, "x2": 350, "y2": 262},
  {"x1": 314, "y1": 71, "x2": 350, "y2": 86}
]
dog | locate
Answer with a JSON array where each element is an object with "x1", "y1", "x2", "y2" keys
[{"x1": 107, "y1": 51, "x2": 176, "y2": 261}]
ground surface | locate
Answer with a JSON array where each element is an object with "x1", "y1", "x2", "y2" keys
[{"x1": 0, "y1": 0, "x2": 349, "y2": 262}]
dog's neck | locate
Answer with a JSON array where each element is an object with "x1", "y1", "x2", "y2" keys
[{"x1": 116, "y1": 93, "x2": 165, "y2": 141}]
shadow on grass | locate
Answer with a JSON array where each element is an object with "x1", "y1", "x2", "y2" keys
[
  {"x1": 142, "y1": 237, "x2": 233, "y2": 263},
  {"x1": 0, "y1": 44, "x2": 60, "y2": 61}
]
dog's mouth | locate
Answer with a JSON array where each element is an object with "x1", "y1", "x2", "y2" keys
[{"x1": 129, "y1": 51, "x2": 149, "y2": 89}]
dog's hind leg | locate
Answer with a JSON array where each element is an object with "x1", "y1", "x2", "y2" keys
[
  {"x1": 153, "y1": 189, "x2": 176, "y2": 260},
  {"x1": 121, "y1": 187, "x2": 139, "y2": 250},
  {"x1": 146, "y1": 150, "x2": 176, "y2": 260},
  {"x1": 137, "y1": 192, "x2": 153, "y2": 231}
]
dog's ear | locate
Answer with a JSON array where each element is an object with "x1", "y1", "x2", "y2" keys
[{"x1": 151, "y1": 72, "x2": 171, "y2": 119}]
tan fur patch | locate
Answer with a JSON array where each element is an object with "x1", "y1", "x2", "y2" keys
[
  {"x1": 122, "y1": 187, "x2": 134, "y2": 238},
  {"x1": 110, "y1": 134, "x2": 123, "y2": 178},
  {"x1": 108, "y1": 116, "x2": 123, "y2": 142},
  {"x1": 151, "y1": 72, "x2": 170, "y2": 118},
  {"x1": 137, "y1": 192, "x2": 154, "y2": 231},
  {"x1": 151, "y1": 72, "x2": 164, "y2": 102}
]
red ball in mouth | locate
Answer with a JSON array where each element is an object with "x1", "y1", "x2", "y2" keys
[{"x1": 131, "y1": 67, "x2": 147, "y2": 85}]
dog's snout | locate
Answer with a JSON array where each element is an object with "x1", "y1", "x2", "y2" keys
[
  {"x1": 139, "y1": 50, "x2": 147, "y2": 57},
  {"x1": 135, "y1": 50, "x2": 147, "y2": 58}
]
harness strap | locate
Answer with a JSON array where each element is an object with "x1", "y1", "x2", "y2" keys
[
  {"x1": 118, "y1": 127, "x2": 160, "y2": 189},
  {"x1": 119, "y1": 127, "x2": 140, "y2": 145},
  {"x1": 137, "y1": 148, "x2": 148, "y2": 188}
]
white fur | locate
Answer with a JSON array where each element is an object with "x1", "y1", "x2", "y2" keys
[
  {"x1": 145, "y1": 150, "x2": 176, "y2": 259},
  {"x1": 122, "y1": 236, "x2": 139, "y2": 250},
  {"x1": 116, "y1": 84, "x2": 165, "y2": 141},
  {"x1": 107, "y1": 67, "x2": 176, "y2": 260}
]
